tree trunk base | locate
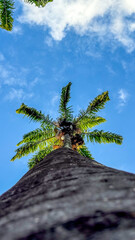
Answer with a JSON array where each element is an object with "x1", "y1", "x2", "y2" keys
[{"x1": 0, "y1": 148, "x2": 135, "y2": 240}]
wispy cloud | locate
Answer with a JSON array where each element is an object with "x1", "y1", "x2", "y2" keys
[
  {"x1": 51, "y1": 94, "x2": 59, "y2": 106},
  {"x1": 118, "y1": 89, "x2": 128, "y2": 104},
  {"x1": 45, "y1": 36, "x2": 54, "y2": 47},
  {"x1": 0, "y1": 63, "x2": 40, "y2": 89},
  {"x1": 106, "y1": 65, "x2": 116, "y2": 75},
  {"x1": 118, "y1": 88, "x2": 129, "y2": 111},
  {"x1": 0, "y1": 65, "x2": 9, "y2": 78},
  {"x1": 0, "y1": 64, "x2": 27, "y2": 86},
  {"x1": 9, "y1": 25, "x2": 23, "y2": 35},
  {"x1": 19, "y1": 0, "x2": 135, "y2": 51},
  {"x1": 5, "y1": 88, "x2": 33, "y2": 101},
  {"x1": 29, "y1": 77, "x2": 40, "y2": 87},
  {"x1": 0, "y1": 59, "x2": 39, "y2": 100}
]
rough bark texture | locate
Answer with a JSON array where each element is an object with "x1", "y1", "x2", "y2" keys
[{"x1": 0, "y1": 148, "x2": 135, "y2": 240}]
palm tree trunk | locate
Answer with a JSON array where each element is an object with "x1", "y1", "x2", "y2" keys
[
  {"x1": 63, "y1": 133, "x2": 72, "y2": 148},
  {"x1": 0, "y1": 148, "x2": 135, "y2": 240}
]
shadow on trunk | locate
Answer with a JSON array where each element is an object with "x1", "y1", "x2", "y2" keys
[{"x1": 0, "y1": 148, "x2": 135, "y2": 240}]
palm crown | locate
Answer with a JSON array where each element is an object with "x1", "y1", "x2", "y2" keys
[
  {"x1": 11, "y1": 82, "x2": 123, "y2": 169},
  {"x1": 0, "y1": 0, "x2": 53, "y2": 31}
]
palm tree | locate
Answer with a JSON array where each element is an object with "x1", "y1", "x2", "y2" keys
[
  {"x1": 0, "y1": 0, "x2": 53, "y2": 31},
  {"x1": 11, "y1": 82, "x2": 123, "y2": 169}
]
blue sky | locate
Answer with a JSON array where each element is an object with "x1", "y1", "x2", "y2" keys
[{"x1": 1, "y1": 0, "x2": 135, "y2": 195}]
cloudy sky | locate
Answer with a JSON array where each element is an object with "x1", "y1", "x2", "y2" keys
[{"x1": 1, "y1": 0, "x2": 135, "y2": 194}]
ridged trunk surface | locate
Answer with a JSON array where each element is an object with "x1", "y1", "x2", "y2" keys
[{"x1": 0, "y1": 148, "x2": 135, "y2": 240}]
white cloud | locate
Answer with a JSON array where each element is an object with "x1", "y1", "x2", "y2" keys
[
  {"x1": 97, "y1": 88, "x2": 103, "y2": 93},
  {"x1": 0, "y1": 65, "x2": 9, "y2": 78},
  {"x1": 10, "y1": 25, "x2": 23, "y2": 35},
  {"x1": 4, "y1": 76, "x2": 27, "y2": 86},
  {"x1": 0, "y1": 64, "x2": 28, "y2": 87},
  {"x1": 118, "y1": 89, "x2": 129, "y2": 110},
  {"x1": 119, "y1": 89, "x2": 128, "y2": 103},
  {"x1": 5, "y1": 88, "x2": 33, "y2": 101},
  {"x1": 0, "y1": 63, "x2": 39, "y2": 100},
  {"x1": 19, "y1": 0, "x2": 135, "y2": 51},
  {"x1": 45, "y1": 36, "x2": 54, "y2": 47},
  {"x1": 51, "y1": 94, "x2": 59, "y2": 105},
  {"x1": 106, "y1": 65, "x2": 116, "y2": 75},
  {"x1": 29, "y1": 77, "x2": 40, "y2": 87}
]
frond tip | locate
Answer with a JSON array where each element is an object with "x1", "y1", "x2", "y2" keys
[
  {"x1": 24, "y1": 0, "x2": 53, "y2": 7},
  {"x1": 76, "y1": 91, "x2": 110, "y2": 123},
  {"x1": 0, "y1": 0, "x2": 14, "y2": 31},
  {"x1": 83, "y1": 130, "x2": 123, "y2": 145},
  {"x1": 59, "y1": 82, "x2": 73, "y2": 121},
  {"x1": 77, "y1": 144, "x2": 94, "y2": 159},
  {"x1": 77, "y1": 116, "x2": 106, "y2": 131},
  {"x1": 88, "y1": 91, "x2": 110, "y2": 115},
  {"x1": 16, "y1": 103, "x2": 44, "y2": 122},
  {"x1": 11, "y1": 142, "x2": 41, "y2": 161},
  {"x1": 16, "y1": 103, "x2": 55, "y2": 128}
]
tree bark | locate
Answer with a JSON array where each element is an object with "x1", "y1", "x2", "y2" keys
[
  {"x1": 63, "y1": 134, "x2": 72, "y2": 148},
  {"x1": 0, "y1": 148, "x2": 135, "y2": 240}
]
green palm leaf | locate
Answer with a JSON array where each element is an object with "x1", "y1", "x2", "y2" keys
[
  {"x1": 0, "y1": 0, "x2": 14, "y2": 31},
  {"x1": 76, "y1": 91, "x2": 110, "y2": 123},
  {"x1": 17, "y1": 128, "x2": 55, "y2": 146},
  {"x1": 0, "y1": 0, "x2": 53, "y2": 32},
  {"x1": 25, "y1": 0, "x2": 53, "y2": 7},
  {"x1": 16, "y1": 103, "x2": 56, "y2": 128},
  {"x1": 11, "y1": 142, "x2": 42, "y2": 161},
  {"x1": 11, "y1": 135, "x2": 56, "y2": 161},
  {"x1": 11, "y1": 83, "x2": 123, "y2": 169},
  {"x1": 77, "y1": 116, "x2": 106, "y2": 131},
  {"x1": 59, "y1": 82, "x2": 73, "y2": 121},
  {"x1": 28, "y1": 146, "x2": 53, "y2": 169},
  {"x1": 83, "y1": 130, "x2": 123, "y2": 145},
  {"x1": 77, "y1": 144, "x2": 94, "y2": 159}
]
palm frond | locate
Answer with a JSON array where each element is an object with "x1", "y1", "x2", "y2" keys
[
  {"x1": 11, "y1": 83, "x2": 123, "y2": 169},
  {"x1": 17, "y1": 128, "x2": 55, "y2": 146},
  {"x1": 0, "y1": 0, "x2": 14, "y2": 31},
  {"x1": 75, "y1": 91, "x2": 110, "y2": 123},
  {"x1": 77, "y1": 116, "x2": 106, "y2": 131},
  {"x1": 28, "y1": 146, "x2": 53, "y2": 169},
  {"x1": 59, "y1": 82, "x2": 73, "y2": 121},
  {"x1": 24, "y1": 0, "x2": 53, "y2": 7},
  {"x1": 77, "y1": 144, "x2": 94, "y2": 159},
  {"x1": 11, "y1": 142, "x2": 41, "y2": 161},
  {"x1": 83, "y1": 130, "x2": 123, "y2": 145},
  {"x1": 11, "y1": 135, "x2": 56, "y2": 161},
  {"x1": 16, "y1": 103, "x2": 56, "y2": 128}
]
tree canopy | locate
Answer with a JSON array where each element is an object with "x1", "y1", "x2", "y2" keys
[
  {"x1": 11, "y1": 82, "x2": 123, "y2": 169},
  {"x1": 0, "y1": 0, "x2": 53, "y2": 31}
]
